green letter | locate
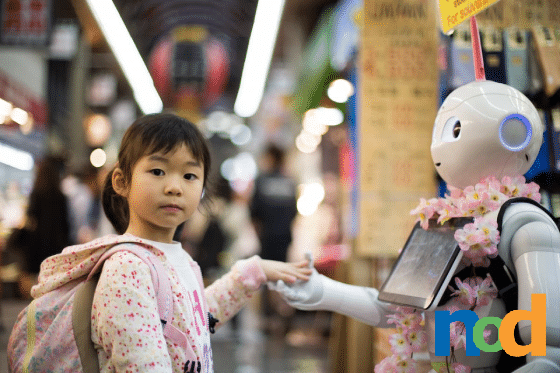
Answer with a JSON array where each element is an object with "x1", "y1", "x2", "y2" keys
[{"x1": 473, "y1": 317, "x2": 502, "y2": 353}]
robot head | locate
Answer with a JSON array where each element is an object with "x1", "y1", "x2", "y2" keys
[{"x1": 431, "y1": 81, "x2": 543, "y2": 189}]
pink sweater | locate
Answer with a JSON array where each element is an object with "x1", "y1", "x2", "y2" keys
[{"x1": 31, "y1": 234, "x2": 267, "y2": 372}]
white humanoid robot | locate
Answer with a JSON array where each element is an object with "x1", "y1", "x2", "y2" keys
[{"x1": 273, "y1": 80, "x2": 560, "y2": 372}]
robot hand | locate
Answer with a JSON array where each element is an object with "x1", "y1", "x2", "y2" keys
[
  {"x1": 268, "y1": 253, "x2": 393, "y2": 327},
  {"x1": 267, "y1": 254, "x2": 326, "y2": 310}
]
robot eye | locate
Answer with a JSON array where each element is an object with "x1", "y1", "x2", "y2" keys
[
  {"x1": 441, "y1": 116, "x2": 462, "y2": 142},
  {"x1": 453, "y1": 122, "x2": 461, "y2": 138}
]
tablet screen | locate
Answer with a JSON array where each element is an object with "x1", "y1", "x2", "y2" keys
[{"x1": 378, "y1": 217, "x2": 473, "y2": 310}]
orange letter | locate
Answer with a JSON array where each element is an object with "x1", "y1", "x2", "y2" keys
[{"x1": 500, "y1": 294, "x2": 546, "y2": 357}]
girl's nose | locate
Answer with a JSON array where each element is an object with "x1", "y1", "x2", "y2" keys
[{"x1": 164, "y1": 177, "x2": 183, "y2": 195}]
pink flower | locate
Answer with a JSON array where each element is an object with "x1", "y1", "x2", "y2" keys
[
  {"x1": 474, "y1": 275, "x2": 498, "y2": 306},
  {"x1": 405, "y1": 329, "x2": 427, "y2": 352},
  {"x1": 475, "y1": 218, "x2": 500, "y2": 244},
  {"x1": 485, "y1": 185, "x2": 508, "y2": 209},
  {"x1": 454, "y1": 224, "x2": 484, "y2": 251},
  {"x1": 455, "y1": 199, "x2": 479, "y2": 217},
  {"x1": 447, "y1": 185, "x2": 464, "y2": 199},
  {"x1": 464, "y1": 184, "x2": 488, "y2": 203},
  {"x1": 436, "y1": 204, "x2": 462, "y2": 224},
  {"x1": 395, "y1": 356, "x2": 418, "y2": 373},
  {"x1": 461, "y1": 242, "x2": 497, "y2": 263},
  {"x1": 374, "y1": 356, "x2": 394, "y2": 373},
  {"x1": 472, "y1": 198, "x2": 495, "y2": 216},
  {"x1": 451, "y1": 363, "x2": 472, "y2": 373},
  {"x1": 520, "y1": 181, "x2": 541, "y2": 202},
  {"x1": 449, "y1": 321, "x2": 467, "y2": 350},
  {"x1": 434, "y1": 362, "x2": 472, "y2": 373},
  {"x1": 375, "y1": 354, "x2": 418, "y2": 373},
  {"x1": 501, "y1": 175, "x2": 526, "y2": 197},
  {"x1": 450, "y1": 277, "x2": 477, "y2": 306},
  {"x1": 387, "y1": 307, "x2": 421, "y2": 330},
  {"x1": 389, "y1": 332, "x2": 412, "y2": 355},
  {"x1": 410, "y1": 198, "x2": 436, "y2": 228}
]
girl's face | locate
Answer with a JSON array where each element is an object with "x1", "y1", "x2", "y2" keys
[{"x1": 121, "y1": 144, "x2": 205, "y2": 243}]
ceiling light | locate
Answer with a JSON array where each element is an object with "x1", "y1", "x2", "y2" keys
[
  {"x1": 84, "y1": 0, "x2": 163, "y2": 114},
  {"x1": 234, "y1": 0, "x2": 285, "y2": 117},
  {"x1": 90, "y1": 148, "x2": 107, "y2": 168},
  {"x1": 0, "y1": 142, "x2": 34, "y2": 170},
  {"x1": 316, "y1": 107, "x2": 344, "y2": 126},
  {"x1": 327, "y1": 79, "x2": 354, "y2": 103},
  {"x1": 303, "y1": 109, "x2": 328, "y2": 136},
  {"x1": 10, "y1": 108, "x2": 29, "y2": 125},
  {"x1": 0, "y1": 98, "x2": 13, "y2": 116}
]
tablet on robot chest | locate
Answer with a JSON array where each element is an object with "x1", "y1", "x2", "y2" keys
[{"x1": 378, "y1": 217, "x2": 473, "y2": 311}]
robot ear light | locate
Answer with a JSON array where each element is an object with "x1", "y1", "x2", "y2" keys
[{"x1": 499, "y1": 114, "x2": 532, "y2": 151}]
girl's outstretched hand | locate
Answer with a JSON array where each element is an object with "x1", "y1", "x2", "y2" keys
[{"x1": 259, "y1": 258, "x2": 313, "y2": 284}]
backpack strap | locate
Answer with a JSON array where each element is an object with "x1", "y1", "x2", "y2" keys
[
  {"x1": 73, "y1": 243, "x2": 189, "y2": 373},
  {"x1": 73, "y1": 275, "x2": 102, "y2": 373}
]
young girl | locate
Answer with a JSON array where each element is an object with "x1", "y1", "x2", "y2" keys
[{"x1": 26, "y1": 113, "x2": 311, "y2": 372}]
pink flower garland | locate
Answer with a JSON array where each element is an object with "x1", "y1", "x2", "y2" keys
[{"x1": 375, "y1": 175, "x2": 541, "y2": 373}]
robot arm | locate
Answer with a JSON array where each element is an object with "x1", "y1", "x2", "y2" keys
[
  {"x1": 270, "y1": 268, "x2": 393, "y2": 328},
  {"x1": 500, "y1": 203, "x2": 560, "y2": 371}
]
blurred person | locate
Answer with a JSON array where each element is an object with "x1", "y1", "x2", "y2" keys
[
  {"x1": 220, "y1": 178, "x2": 260, "y2": 266},
  {"x1": 250, "y1": 143, "x2": 298, "y2": 332},
  {"x1": 19, "y1": 155, "x2": 71, "y2": 295},
  {"x1": 62, "y1": 163, "x2": 103, "y2": 244},
  {"x1": 250, "y1": 143, "x2": 297, "y2": 263}
]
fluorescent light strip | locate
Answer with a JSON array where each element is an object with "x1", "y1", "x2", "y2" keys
[
  {"x1": 85, "y1": 0, "x2": 163, "y2": 114},
  {"x1": 0, "y1": 142, "x2": 34, "y2": 171},
  {"x1": 234, "y1": 0, "x2": 285, "y2": 118}
]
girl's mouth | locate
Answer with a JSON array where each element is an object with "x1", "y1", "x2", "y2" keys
[{"x1": 161, "y1": 205, "x2": 182, "y2": 212}]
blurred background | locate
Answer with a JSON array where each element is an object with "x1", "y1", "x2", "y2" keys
[{"x1": 0, "y1": 0, "x2": 559, "y2": 372}]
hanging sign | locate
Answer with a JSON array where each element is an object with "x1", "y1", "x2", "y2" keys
[
  {"x1": 1, "y1": 0, "x2": 51, "y2": 46},
  {"x1": 439, "y1": 0, "x2": 500, "y2": 33}
]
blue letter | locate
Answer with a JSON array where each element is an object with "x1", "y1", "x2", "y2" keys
[{"x1": 434, "y1": 310, "x2": 481, "y2": 356}]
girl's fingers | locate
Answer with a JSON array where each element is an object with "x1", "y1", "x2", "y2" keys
[
  {"x1": 294, "y1": 260, "x2": 310, "y2": 267},
  {"x1": 283, "y1": 274, "x2": 297, "y2": 284},
  {"x1": 289, "y1": 268, "x2": 310, "y2": 281}
]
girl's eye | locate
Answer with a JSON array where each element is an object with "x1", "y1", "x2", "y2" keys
[
  {"x1": 184, "y1": 173, "x2": 197, "y2": 181},
  {"x1": 150, "y1": 169, "x2": 164, "y2": 176}
]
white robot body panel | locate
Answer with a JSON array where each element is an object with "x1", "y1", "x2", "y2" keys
[
  {"x1": 506, "y1": 211, "x2": 560, "y2": 347},
  {"x1": 515, "y1": 251, "x2": 560, "y2": 347},
  {"x1": 498, "y1": 203, "x2": 559, "y2": 272}
]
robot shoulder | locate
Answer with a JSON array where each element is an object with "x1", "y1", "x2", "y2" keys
[{"x1": 498, "y1": 197, "x2": 560, "y2": 264}]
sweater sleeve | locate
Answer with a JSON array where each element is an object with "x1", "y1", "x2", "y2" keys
[
  {"x1": 204, "y1": 255, "x2": 266, "y2": 327},
  {"x1": 92, "y1": 251, "x2": 172, "y2": 372}
]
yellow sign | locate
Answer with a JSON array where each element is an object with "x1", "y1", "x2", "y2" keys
[{"x1": 439, "y1": 0, "x2": 501, "y2": 33}]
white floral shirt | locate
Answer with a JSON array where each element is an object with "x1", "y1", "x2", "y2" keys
[{"x1": 31, "y1": 234, "x2": 266, "y2": 373}]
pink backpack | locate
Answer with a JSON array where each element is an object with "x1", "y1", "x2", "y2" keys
[{"x1": 8, "y1": 242, "x2": 189, "y2": 373}]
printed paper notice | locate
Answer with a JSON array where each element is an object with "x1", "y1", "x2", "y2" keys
[{"x1": 439, "y1": 0, "x2": 501, "y2": 33}]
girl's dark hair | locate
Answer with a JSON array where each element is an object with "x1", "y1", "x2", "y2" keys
[{"x1": 102, "y1": 112, "x2": 211, "y2": 234}]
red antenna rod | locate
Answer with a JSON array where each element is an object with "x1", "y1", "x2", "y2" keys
[{"x1": 470, "y1": 16, "x2": 486, "y2": 81}]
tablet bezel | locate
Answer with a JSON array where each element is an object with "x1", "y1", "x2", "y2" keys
[{"x1": 378, "y1": 217, "x2": 473, "y2": 311}]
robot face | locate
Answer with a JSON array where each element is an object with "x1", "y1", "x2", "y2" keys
[{"x1": 431, "y1": 81, "x2": 543, "y2": 189}]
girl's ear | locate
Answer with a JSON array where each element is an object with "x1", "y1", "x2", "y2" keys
[{"x1": 112, "y1": 167, "x2": 129, "y2": 198}]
